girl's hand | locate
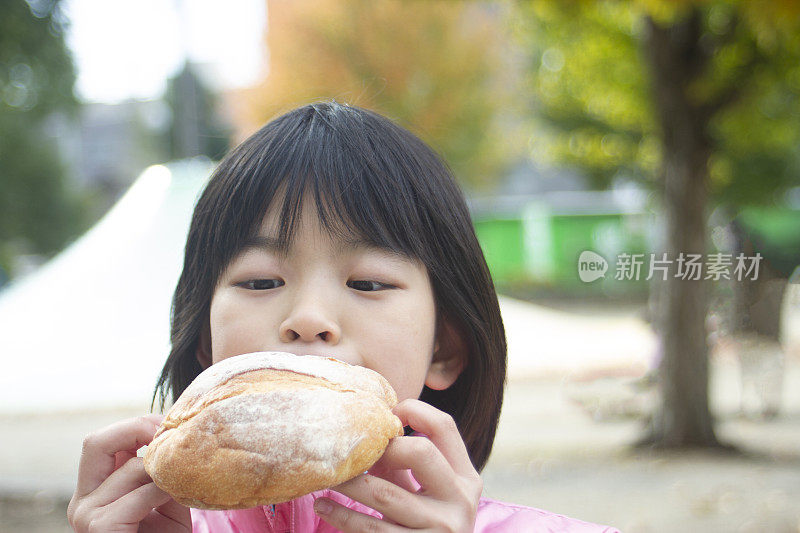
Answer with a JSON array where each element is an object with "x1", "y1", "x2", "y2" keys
[
  {"x1": 67, "y1": 414, "x2": 191, "y2": 532},
  {"x1": 315, "y1": 399, "x2": 483, "y2": 532}
]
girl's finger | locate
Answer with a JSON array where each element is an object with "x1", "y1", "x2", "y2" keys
[
  {"x1": 75, "y1": 415, "x2": 164, "y2": 498},
  {"x1": 85, "y1": 456, "x2": 152, "y2": 509},
  {"x1": 393, "y1": 399, "x2": 475, "y2": 478},
  {"x1": 102, "y1": 481, "x2": 173, "y2": 527},
  {"x1": 366, "y1": 463, "x2": 419, "y2": 494},
  {"x1": 114, "y1": 449, "x2": 137, "y2": 471},
  {"x1": 151, "y1": 496, "x2": 192, "y2": 529},
  {"x1": 333, "y1": 473, "x2": 435, "y2": 528},
  {"x1": 138, "y1": 508, "x2": 193, "y2": 533},
  {"x1": 314, "y1": 496, "x2": 404, "y2": 533},
  {"x1": 368, "y1": 435, "x2": 456, "y2": 499}
]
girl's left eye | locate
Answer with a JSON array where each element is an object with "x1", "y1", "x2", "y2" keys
[
  {"x1": 238, "y1": 279, "x2": 284, "y2": 290},
  {"x1": 347, "y1": 280, "x2": 394, "y2": 292}
]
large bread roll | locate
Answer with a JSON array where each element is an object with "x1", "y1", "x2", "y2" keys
[{"x1": 143, "y1": 351, "x2": 403, "y2": 510}]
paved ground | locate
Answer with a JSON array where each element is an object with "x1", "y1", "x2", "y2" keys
[{"x1": 2, "y1": 295, "x2": 799, "y2": 532}]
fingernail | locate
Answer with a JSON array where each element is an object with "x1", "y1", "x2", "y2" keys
[{"x1": 314, "y1": 498, "x2": 332, "y2": 515}]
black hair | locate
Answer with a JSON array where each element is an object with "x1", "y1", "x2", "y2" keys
[{"x1": 152, "y1": 101, "x2": 506, "y2": 471}]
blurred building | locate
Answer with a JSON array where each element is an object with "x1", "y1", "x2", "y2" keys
[{"x1": 77, "y1": 100, "x2": 170, "y2": 193}]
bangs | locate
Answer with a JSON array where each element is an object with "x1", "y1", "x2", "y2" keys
[{"x1": 234, "y1": 103, "x2": 431, "y2": 263}]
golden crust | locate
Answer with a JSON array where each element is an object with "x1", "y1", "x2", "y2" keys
[{"x1": 143, "y1": 357, "x2": 403, "y2": 510}]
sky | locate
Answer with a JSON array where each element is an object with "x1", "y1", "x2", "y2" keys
[{"x1": 62, "y1": 0, "x2": 267, "y2": 103}]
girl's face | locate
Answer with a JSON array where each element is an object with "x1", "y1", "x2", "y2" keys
[{"x1": 204, "y1": 195, "x2": 463, "y2": 401}]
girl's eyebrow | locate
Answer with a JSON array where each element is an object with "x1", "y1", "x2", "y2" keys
[
  {"x1": 241, "y1": 234, "x2": 412, "y2": 262},
  {"x1": 240, "y1": 235, "x2": 285, "y2": 256}
]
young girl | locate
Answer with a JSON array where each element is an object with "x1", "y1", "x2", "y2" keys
[{"x1": 68, "y1": 102, "x2": 620, "y2": 532}]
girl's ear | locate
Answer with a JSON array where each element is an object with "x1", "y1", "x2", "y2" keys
[
  {"x1": 424, "y1": 317, "x2": 468, "y2": 391},
  {"x1": 195, "y1": 322, "x2": 212, "y2": 370}
]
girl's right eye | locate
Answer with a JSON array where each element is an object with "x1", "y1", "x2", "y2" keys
[{"x1": 237, "y1": 279, "x2": 285, "y2": 290}]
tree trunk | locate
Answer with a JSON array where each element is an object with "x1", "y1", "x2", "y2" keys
[
  {"x1": 636, "y1": 11, "x2": 728, "y2": 448},
  {"x1": 727, "y1": 219, "x2": 788, "y2": 342},
  {"x1": 726, "y1": 219, "x2": 788, "y2": 418}
]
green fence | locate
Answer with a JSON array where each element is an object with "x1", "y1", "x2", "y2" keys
[
  {"x1": 473, "y1": 200, "x2": 799, "y2": 295},
  {"x1": 474, "y1": 203, "x2": 652, "y2": 294}
]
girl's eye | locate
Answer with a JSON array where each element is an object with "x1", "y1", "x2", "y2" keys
[
  {"x1": 347, "y1": 280, "x2": 393, "y2": 292},
  {"x1": 238, "y1": 279, "x2": 285, "y2": 290}
]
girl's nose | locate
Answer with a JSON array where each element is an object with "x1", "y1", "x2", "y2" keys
[{"x1": 279, "y1": 303, "x2": 341, "y2": 345}]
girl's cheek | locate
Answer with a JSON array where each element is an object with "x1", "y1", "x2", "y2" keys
[
  {"x1": 212, "y1": 286, "x2": 259, "y2": 315},
  {"x1": 209, "y1": 292, "x2": 259, "y2": 357}
]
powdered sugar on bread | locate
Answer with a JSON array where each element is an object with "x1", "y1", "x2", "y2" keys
[{"x1": 206, "y1": 387, "x2": 374, "y2": 472}]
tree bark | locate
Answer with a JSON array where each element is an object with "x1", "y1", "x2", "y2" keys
[{"x1": 636, "y1": 10, "x2": 728, "y2": 448}]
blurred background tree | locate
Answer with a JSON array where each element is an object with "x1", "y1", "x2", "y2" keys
[
  {"x1": 511, "y1": 0, "x2": 800, "y2": 448},
  {"x1": 232, "y1": 0, "x2": 524, "y2": 192},
  {"x1": 0, "y1": 0, "x2": 91, "y2": 280}
]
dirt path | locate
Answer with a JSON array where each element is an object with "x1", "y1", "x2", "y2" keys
[
  {"x1": 3, "y1": 358, "x2": 799, "y2": 532},
  {"x1": 483, "y1": 373, "x2": 800, "y2": 533}
]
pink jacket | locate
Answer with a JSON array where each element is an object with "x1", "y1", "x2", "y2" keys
[{"x1": 190, "y1": 490, "x2": 620, "y2": 532}]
